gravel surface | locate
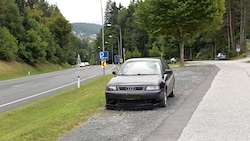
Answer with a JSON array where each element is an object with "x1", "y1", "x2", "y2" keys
[{"x1": 59, "y1": 64, "x2": 216, "y2": 141}]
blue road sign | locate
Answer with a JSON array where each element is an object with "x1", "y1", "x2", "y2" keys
[
  {"x1": 99, "y1": 51, "x2": 109, "y2": 61},
  {"x1": 114, "y1": 55, "x2": 120, "y2": 63}
]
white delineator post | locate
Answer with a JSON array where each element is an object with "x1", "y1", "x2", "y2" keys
[{"x1": 77, "y1": 76, "x2": 80, "y2": 88}]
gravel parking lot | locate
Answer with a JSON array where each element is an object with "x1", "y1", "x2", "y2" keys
[{"x1": 59, "y1": 64, "x2": 217, "y2": 141}]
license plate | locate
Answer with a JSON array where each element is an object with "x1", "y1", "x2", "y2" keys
[{"x1": 122, "y1": 95, "x2": 140, "y2": 100}]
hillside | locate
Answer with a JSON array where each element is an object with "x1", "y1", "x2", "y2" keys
[{"x1": 72, "y1": 23, "x2": 101, "y2": 40}]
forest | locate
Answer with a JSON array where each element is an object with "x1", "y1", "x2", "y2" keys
[
  {"x1": 95, "y1": 0, "x2": 250, "y2": 64},
  {"x1": 0, "y1": 0, "x2": 249, "y2": 66},
  {"x1": 0, "y1": 0, "x2": 90, "y2": 65}
]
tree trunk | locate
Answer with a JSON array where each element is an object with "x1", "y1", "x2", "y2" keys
[
  {"x1": 243, "y1": 0, "x2": 247, "y2": 46},
  {"x1": 214, "y1": 37, "x2": 217, "y2": 59},
  {"x1": 227, "y1": 2, "x2": 231, "y2": 53},
  {"x1": 179, "y1": 32, "x2": 184, "y2": 67},
  {"x1": 229, "y1": 0, "x2": 234, "y2": 51},
  {"x1": 240, "y1": 0, "x2": 244, "y2": 46}
]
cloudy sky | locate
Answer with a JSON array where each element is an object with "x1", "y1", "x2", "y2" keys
[{"x1": 46, "y1": 0, "x2": 131, "y2": 24}]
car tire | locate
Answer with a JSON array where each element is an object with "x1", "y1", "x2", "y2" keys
[
  {"x1": 168, "y1": 86, "x2": 175, "y2": 97},
  {"x1": 161, "y1": 89, "x2": 168, "y2": 107},
  {"x1": 106, "y1": 106, "x2": 114, "y2": 110}
]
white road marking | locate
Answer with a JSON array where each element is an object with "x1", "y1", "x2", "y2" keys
[
  {"x1": 54, "y1": 75, "x2": 65, "y2": 78},
  {"x1": 12, "y1": 82, "x2": 34, "y2": 88}
]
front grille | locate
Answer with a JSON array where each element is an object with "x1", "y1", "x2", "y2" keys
[{"x1": 118, "y1": 86, "x2": 144, "y2": 91}]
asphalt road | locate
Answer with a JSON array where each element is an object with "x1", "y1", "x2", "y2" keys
[{"x1": 0, "y1": 65, "x2": 116, "y2": 113}]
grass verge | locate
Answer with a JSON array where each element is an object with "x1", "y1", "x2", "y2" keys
[
  {"x1": 0, "y1": 75, "x2": 113, "y2": 141},
  {"x1": 168, "y1": 61, "x2": 188, "y2": 68},
  {"x1": 0, "y1": 61, "x2": 71, "y2": 80}
]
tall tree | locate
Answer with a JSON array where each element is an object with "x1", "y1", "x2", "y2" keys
[
  {"x1": 240, "y1": 0, "x2": 247, "y2": 46},
  {"x1": 135, "y1": 0, "x2": 225, "y2": 66},
  {"x1": 0, "y1": 0, "x2": 7, "y2": 26},
  {"x1": 0, "y1": 27, "x2": 18, "y2": 60},
  {"x1": 117, "y1": 4, "x2": 148, "y2": 59},
  {"x1": 2, "y1": 0, "x2": 25, "y2": 42}
]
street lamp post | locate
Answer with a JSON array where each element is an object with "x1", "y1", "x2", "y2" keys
[
  {"x1": 107, "y1": 24, "x2": 122, "y2": 61},
  {"x1": 109, "y1": 35, "x2": 119, "y2": 64},
  {"x1": 100, "y1": 0, "x2": 105, "y2": 51},
  {"x1": 99, "y1": 0, "x2": 105, "y2": 52},
  {"x1": 99, "y1": 0, "x2": 105, "y2": 76}
]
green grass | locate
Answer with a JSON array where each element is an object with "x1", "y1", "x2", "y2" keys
[
  {"x1": 0, "y1": 75, "x2": 113, "y2": 141},
  {"x1": 168, "y1": 61, "x2": 188, "y2": 68},
  {"x1": 0, "y1": 61, "x2": 72, "y2": 80}
]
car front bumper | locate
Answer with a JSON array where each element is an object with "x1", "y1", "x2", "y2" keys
[{"x1": 105, "y1": 90, "x2": 164, "y2": 110}]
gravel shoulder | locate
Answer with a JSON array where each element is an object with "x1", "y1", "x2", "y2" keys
[{"x1": 59, "y1": 64, "x2": 218, "y2": 141}]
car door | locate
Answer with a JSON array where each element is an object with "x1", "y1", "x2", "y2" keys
[{"x1": 161, "y1": 59, "x2": 174, "y2": 95}]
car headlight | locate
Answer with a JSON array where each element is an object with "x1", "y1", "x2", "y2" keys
[
  {"x1": 106, "y1": 86, "x2": 117, "y2": 91},
  {"x1": 146, "y1": 85, "x2": 160, "y2": 91}
]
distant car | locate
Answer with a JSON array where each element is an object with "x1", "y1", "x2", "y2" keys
[
  {"x1": 79, "y1": 62, "x2": 86, "y2": 67},
  {"x1": 84, "y1": 62, "x2": 90, "y2": 66},
  {"x1": 170, "y1": 57, "x2": 177, "y2": 63},
  {"x1": 184, "y1": 57, "x2": 188, "y2": 61},
  {"x1": 216, "y1": 53, "x2": 227, "y2": 60},
  {"x1": 105, "y1": 58, "x2": 175, "y2": 110}
]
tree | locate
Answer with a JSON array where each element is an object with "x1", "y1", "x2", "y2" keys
[
  {"x1": 0, "y1": 0, "x2": 6, "y2": 26},
  {"x1": 135, "y1": 0, "x2": 225, "y2": 66},
  {"x1": 131, "y1": 47, "x2": 142, "y2": 57},
  {"x1": 2, "y1": 0, "x2": 25, "y2": 42},
  {"x1": 20, "y1": 29, "x2": 47, "y2": 64},
  {"x1": 0, "y1": 27, "x2": 18, "y2": 60},
  {"x1": 148, "y1": 43, "x2": 161, "y2": 57},
  {"x1": 117, "y1": 4, "x2": 148, "y2": 58}
]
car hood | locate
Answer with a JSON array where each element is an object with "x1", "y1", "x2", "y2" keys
[{"x1": 107, "y1": 75, "x2": 162, "y2": 86}]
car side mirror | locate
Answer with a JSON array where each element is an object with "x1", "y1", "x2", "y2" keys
[{"x1": 164, "y1": 69, "x2": 172, "y2": 74}]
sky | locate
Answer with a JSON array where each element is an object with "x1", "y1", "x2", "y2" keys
[{"x1": 46, "y1": 0, "x2": 131, "y2": 24}]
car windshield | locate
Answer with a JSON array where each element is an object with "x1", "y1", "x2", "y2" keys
[{"x1": 118, "y1": 60, "x2": 161, "y2": 75}]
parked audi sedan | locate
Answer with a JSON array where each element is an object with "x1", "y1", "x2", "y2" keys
[{"x1": 105, "y1": 58, "x2": 175, "y2": 110}]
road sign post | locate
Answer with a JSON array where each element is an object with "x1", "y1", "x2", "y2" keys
[
  {"x1": 114, "y1": 55, "x2": 120, "y2": 63},
  {"x1": 236, "y1": 44, "x2": 241, "y2": 52},
  {"x1": 101, "y1": 60, "x2": 106, "y2": 68},
  {"x1": 99, "y1": 51, "x2": 109, "y2": 61},
  {"x1": 99, "y1": 51, "x2": 109, "y2": 76},
  {"x1": 236, "y1": 44, "x2": 241, "y2": 57}
]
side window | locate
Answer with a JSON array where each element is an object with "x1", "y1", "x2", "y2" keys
[
  {"x1": 160, "y1": 59, "x2": 169, "y2": 72},
  {"x1": 161, "y1": 59, "x2": 167, "y2": 72}
]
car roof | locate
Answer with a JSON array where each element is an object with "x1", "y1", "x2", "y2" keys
[{"x1": 125, "y1": 58, "x2": 163, "y2": 62}]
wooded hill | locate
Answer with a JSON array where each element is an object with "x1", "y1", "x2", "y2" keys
[
  {"x1": 72, "y1": 23, "x2": 101, "y2": 40},
  {"x1": 72, "y1": 23, "x2": 101, "y2": 35}
]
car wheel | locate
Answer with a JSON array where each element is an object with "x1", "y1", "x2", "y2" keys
[
  {"x1": 168, "y1": 86, "x2": 175, "y2": 97},
  {"x1": 161, "y1": 90, "x2": 168, "y2": 107},
  {"x1": 106, "y1": 106, "x2": 114, "y2": 110}
]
